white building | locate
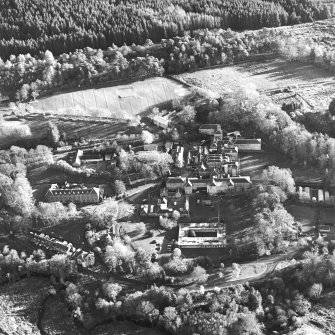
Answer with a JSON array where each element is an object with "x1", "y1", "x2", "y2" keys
[{"x1": 178, "y1": 222, "x2": 226, "y2": 248}]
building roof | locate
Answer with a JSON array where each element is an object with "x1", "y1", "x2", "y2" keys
[
  {"x1": 230, "y1": 177, "x2": 251, "y2": 184},
  {"x1": 231, "y1": 138, "x2": 261, "y2": 145},
  {"x1": 81, "y1": 153, "x2": 103, "y2": 160},
  {"x1": 166, "y1": 177, "x2": 185, "y2": 184},
  {"x1": 144, "y1": 144, "x2": 158, "y2": 150},
  {"x1": 199, "y1": 124, "x2": 221, "y2": 130},
  {"x1": 47, "y1": 187, "x2": 100, "y2": 196}
]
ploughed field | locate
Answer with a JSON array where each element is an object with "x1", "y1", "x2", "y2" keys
[{"x1": 30, "y1": 77, "x2": 191, "y2": 118}]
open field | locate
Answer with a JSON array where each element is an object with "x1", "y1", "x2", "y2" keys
[
  {"x1": 240, "y1": 144, "x2": 323, "y2": 183},
  {"x1": 41, "y1": 218, "x2": 87, "y2": 248},
  {"x1": 0, "y1": 277, "x2": 50, "y2": 335},
  {"x1": 30, "y1": 77, "x2": 191, "y2": 118},
  {"x1": 175, "y1": 57, "x2": 335, "y2": 113}
]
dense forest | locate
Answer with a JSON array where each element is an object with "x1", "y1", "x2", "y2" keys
[
  {"x1": 0, "y1": 28, "x2": 279, "y2": 100},
  {"x1": 0, "y1": 0, "x2": 332, "y2": 60}
]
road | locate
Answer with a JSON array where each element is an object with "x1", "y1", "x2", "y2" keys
[{"x1": 186, "y1": 246, "x2": 300, "y2": 292}]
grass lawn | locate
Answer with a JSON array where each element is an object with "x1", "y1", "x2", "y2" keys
[
  {"x1": 41, "y1": 218, "x2": 87, "y2": 248},
  {"x1": 240, "y1": 146, "x2": 323, "y2": 182},
  {"x1": 30, "y1": 77, "x2": 191, "y2": 118},
  {"x1": 320, "y1": 208, "x2": 335, "y2": 224},
  {"x1": 188, "y1": 194, "x2": 253, "y2": 235},
  {"x1": 286, "y1": 204, "x2": 317, "y2": 233},
  {"x1": 0, "y1": 277, "x2": 50, "y2": 335}
]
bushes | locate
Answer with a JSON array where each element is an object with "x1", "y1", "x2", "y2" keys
[
  {"x1": 35, "y1": 201, "x2": 77, "y2": 226},
  {"x1": 159, "y1": 215, "x2": 178, "y2": 230},
  {"x1": 0, "y1": 246, "x2": 77, "y2": 280},
  {"x1": 49, "y1": 160, "x2": 84, "y2": 175},
  {"x1": 307, "y1": 283, "x2": 323, "y2": 301}
]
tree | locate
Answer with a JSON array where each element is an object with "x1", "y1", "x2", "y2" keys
[
  {"x1": 172, "y1": 248, "x2": 182, "y2": 259},
  {"x1": 329, "y1": 98, "x2": 335, "y2": 117},
  {"x1": 159, "y1": 307, "x2": 182, "y2": 334},
  {"x1": 136, "y1": 300, "x2": 159, "y2": 325},
  {"x1": 292, "y1": 294, "x2": 311, "y2": 315},
  {"x1": 141, "y1": 130, "x2": 154, "y2": 144},
  {"x1": 159, "y1": 216, "x2": 178, "y2": 230},
  {"x1": 113, "y1": 180, "x2": 126, "y2": 195},
  {"x1": 228, "y1": 313, "x2": 264, "y2": 335},
  {"x1": 307, "y1": 283, "x2": 323, "y2": 301},
  {"x1": 191, "y1": 266, "x2": 209, "y2": 283},
  {"x1": 47, "y1": 121, "x2": 60, "y2": 145},
  {"x1": 261, "y1": 166, "x2": 295, "y2": 194},
  {"x1": 179, "y1": 105, "x2": 196, "y2": 123},
  {"x1": 0, "y1": 172, "x2": 35, "y2": 216},
  {"x1": 102, "y1": 282, "x2": 122, "y2": 302},
  {"x1": 171, "y1": 210, "x2": 180, "y2": 222}
]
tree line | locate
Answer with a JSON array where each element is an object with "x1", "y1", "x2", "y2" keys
[
  {"x1": 0, "y1": 27, "x2": 279, "y2": 101},
  {"x1": 0, "y1": 0, "x2": 331, "y2": 60},
  {"x1": 212, "y1": 83, "x2": 335, "y2": 184}
]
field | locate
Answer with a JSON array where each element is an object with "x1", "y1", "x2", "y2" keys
[
  {"x1": 175, "y1": 57, "x2": 335, "y2": 113},
  {"x1": 240, "y1": 145, "x2": 323, "y2": 182},
  {"x1": 30, "y1": 77, "x2": 191, "y2": 118}
]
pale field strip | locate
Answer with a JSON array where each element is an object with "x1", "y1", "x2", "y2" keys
[{"x1": 30, "y1": 77, "x2": 191, "y2": 118}]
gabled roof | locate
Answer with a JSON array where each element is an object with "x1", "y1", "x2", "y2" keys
[
  {"x1": 199, "y1": 124, "x2": 220, "y2": 130},
  {"x1": 166, "y1": 177, "x2": 185, "y2": 184},
  {"x1": 47, "y1": 187, "x2": 100, "y2": 196},
  {"x1": 231, "y1": 177, "x2": 251, "y2": 184},
  {"x1": 81, "y1": 153, "x2": 102, "y2": 160},
  {"x1": 232, "y1": 139, "x2": 261, "y2": 145}
]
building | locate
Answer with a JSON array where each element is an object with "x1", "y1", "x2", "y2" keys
[
  {"x1": 45, "y1": 184, "x2": 102, "y2": 204},
  {"x1": 166, "y1": 177, "x2": 186, "y2": 191},
  {"x1": 72, "y1": 149, "x2": 107, "y2": 167},
  {"x1": 152, "y1": 115, "x2": 170, "y2": 129},
  {"x1": 144, "y1": 144, "x2": 158, "y2": 151},
  {"x1": 72, "y1": 149, "x2": 83, "y2": 167},
  {"x1": 199, "y1": 124, "x2": 222, "y2": 136},
  {"x1": 224, "y1": 138, "x2": 262, "y2": 152},
  {"x1": 165, "y1": 176, "x2": 251, "y2": 195},
  {"x1": 81, "y1": 153, "x2": 104, "y2": 164},
  {"x1": 178, "y1": 222, "x2": 226, "y2": 248},
  {"x1": 222, "y1": 146, "x2": 239, "y2": 161},
  {"x1": 140, "y1": 196, "x2": 189, "y2": 217}
]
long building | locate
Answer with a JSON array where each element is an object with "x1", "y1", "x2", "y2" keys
[
  {"x1": 165, "y1": 176, "x2": 251, "y2": 195},
  {"x1": 45, "y1": 184, "x2": 101, "y2": 204},
  {"x1": 178, "y1": 222, "x2": 226, "y2": 248}
]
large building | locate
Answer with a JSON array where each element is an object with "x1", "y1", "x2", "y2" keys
[
  {"x1": 165, "y1": 176, "x2": 251, "y2": 195},
  {"x1": 178, "y1": 222, "x2": 226, "y2": 248},
  {"x1": 223, "y1": 138, "x2": 262, "y2": 152},
  {"x1": 150, "y1": 115, "x2": 170, "y2": 129},
  {"x1": 45, "y1": 184, "x2": 102, "y2": 204},
  {"x1": 140, "y1": 196, "x2": 189, "y2": 217}
]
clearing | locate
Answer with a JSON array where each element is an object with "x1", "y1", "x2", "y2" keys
[
  {"x1": 30, "y1": 77, "x2": 191, "y2": 118},
  {"x1": 174, "y1": 57, "x2": 335, "y2": 113}
]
